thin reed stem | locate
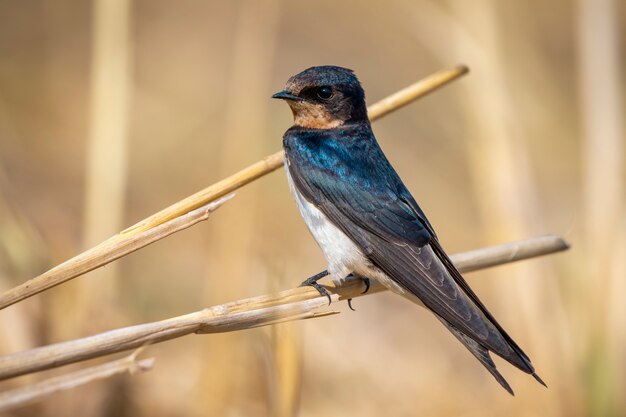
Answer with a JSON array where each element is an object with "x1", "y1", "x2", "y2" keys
[{"x1": 0, "y1": 351, "x2": 154, "y2": 413}]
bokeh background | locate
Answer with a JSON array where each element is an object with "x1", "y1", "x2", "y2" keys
[{"x1": 0, "y1": 0, "x2": 624, "y2": 416}]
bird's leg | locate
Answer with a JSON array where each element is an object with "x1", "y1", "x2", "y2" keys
[
  {"x1": 299, "y1": 270, "x2": 331, "y2": 305},
  {"x1": 346, "y1": 274, "x2": 371, "y2": 311}
]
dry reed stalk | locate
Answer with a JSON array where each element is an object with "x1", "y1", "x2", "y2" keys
[
  {"x1": 0, "y1": 65, "x2": 468, "y2": 311},
  {"x1": 0, "y1": 196, "x2": 233, "y2": 311},
  {"x1": 121, "y1": 64, "x2": 468, "y2": 234},
  {"x1": 578, "y1": 0, "x2": 624, "y2": 413},
  {"x1": 80, "y1": 0, "x2": 132, "y2": 306},
  {"x1": 0, "y1": 351, "x2": 154, "y2": 413},
  {"x1": 0, "y1": 235, "x2": 568, "y2": 381},
  {"x1": 268, "y1": 322, "x2": 301, "y2": 417}
]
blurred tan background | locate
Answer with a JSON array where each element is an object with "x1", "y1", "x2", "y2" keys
[{"x1": 0, "y1": 0, "x2": 624, "y2": 416}]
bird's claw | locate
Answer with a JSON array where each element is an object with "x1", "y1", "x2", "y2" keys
[
  {"x1": 300, "y1": 270, "x2": 331, "y2": 305},
  {"x1": 307, "y1": 281, "x2": 332, "y2": 305},
  {"x1": 360, "y1": 277, "x2": 371, "y2": 294},
  {"x1": 346, "y1": 276, "x2": 370, "y2": 311},
  {"x1": 299, "y1": 271, "x2": 369, "y2": 309}
]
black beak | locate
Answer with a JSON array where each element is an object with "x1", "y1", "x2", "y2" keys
[{"x1": 272, "y1": 90, "x2": 301, "y2": 101}]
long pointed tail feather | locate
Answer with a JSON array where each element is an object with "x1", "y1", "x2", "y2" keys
[{"x1": 439, "y1": 318, "x2": 514, "y2": 395}]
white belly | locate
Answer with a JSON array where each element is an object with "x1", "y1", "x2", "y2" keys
[{"x1": 285, "y1": 163, "x2": 374, "y2": 284}]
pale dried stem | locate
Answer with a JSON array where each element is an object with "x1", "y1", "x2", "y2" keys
[
  {"x1": 0, "y1": 350, "x2": 154, "y2": 413},
  {"x1": 123, "y1": 65, "x2": 468, "y2": 235},
  {"x1": 0, "y1": 65, "x2": 468, "y2": 311},
  {"x1": 0, "y1": 235, "x2": 568, "y2": 381},
  {"x1": 0, "y1": 195, "x2": 233, "y2": 309}
]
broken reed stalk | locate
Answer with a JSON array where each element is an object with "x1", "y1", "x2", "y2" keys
[
  {"x1": 0, "y1": 196, "x2": 233, "y2": 308},
  {"x1": 0, "y1": 235, "x2": 569, "y2": 381},
  {"x1": 0, "y1": 351, "x2": 154, "y2": 413},
  {"x1": 0, "y1": 65, "x2": 469, "y2": 311}
]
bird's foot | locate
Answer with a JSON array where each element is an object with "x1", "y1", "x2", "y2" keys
[
  {"x1": 299, "y1": 270, "x2": 331, "y2": 305},
  {"x1": 347, "y1": 276, "x2": 371, "y2": 311}
]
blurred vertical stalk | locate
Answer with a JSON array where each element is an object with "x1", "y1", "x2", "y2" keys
[
  {"x1": 578, "y1": 0, "x2": 624, "y2": 414},
  {"x1": 79, "y1": 0, "x2": 132, "y2": 320},
  {"x1": 69, "y1": 0, "x2": 132, "y2": 415},
  {"x1": 268, "y1": 322, "x2": 302, "y2": 417},
  {"x1": 200, "y1": 0, "x2": 283, "y2": 414},
  {"x1": 265, "y1": 267, "x2": 302, "y2": 417}
]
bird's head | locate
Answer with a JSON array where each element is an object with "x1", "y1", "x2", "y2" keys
[{"x1": 272, "y1": 66, "x2": 367, "y2": 129}]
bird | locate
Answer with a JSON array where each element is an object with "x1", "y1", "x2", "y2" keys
[{"x1": 272, "y1": 65, "x2": 545, "y2": 395}]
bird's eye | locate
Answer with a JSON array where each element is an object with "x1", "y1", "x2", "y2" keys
[{"x1": 316, "y1": 86, "x2": 333, "y2": 100}]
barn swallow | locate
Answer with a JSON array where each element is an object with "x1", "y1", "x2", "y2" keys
[{"x1": 272, "y1": 66, "x2": 545, "y2": 395}]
